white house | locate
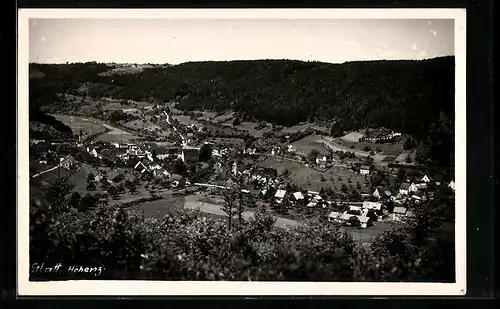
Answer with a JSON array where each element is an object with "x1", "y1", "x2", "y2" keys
[
  {"x1": 307, "y1": 201, "x2": 317, "y2": 208},
  {"x1": 293, "y1": 191, "x2": 304, "y2": 201},
  {"x1": 391, "y1": 207, "x2": 408, "y2": 221},
  {"x1": 409, "y1": 183, "x2": 418, "y2": 193},
  {"x1": 274, "y1": 189, "x2": 287, "y2": 204},
  {"x1": 349, "y1": 205, "x2": 363, "y2": 213},
  {"x1": 399, "y1": 183, "x2": 410, "y2": 195},
  {"x1": 328, "y1": 211, "x2": 344, "y2": 223},
  {"x1": 232, "y1": 162, "x2": 238, "y2": 175},
  {"x1": 415, "y1": 183, "x2": 428, "y2": 190},
  {"x1": 287, "y1": 145, "x2": 297, "y2": 153},
  {"x1": 421, "y1": 175, "x2": 431, "y2": 183},
  {"x1": 360, "y1": 165, "x2": 371, "y2": 175},
  {"x1": 363, "y1": 201, "x2": 382, "y2": 211}
]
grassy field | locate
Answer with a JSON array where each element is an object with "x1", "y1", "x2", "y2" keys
[
  {"x1": 257, "y1": 157, "x2": 370, "y2": 192},
  {"x1": 291, "y1": 134, "x2": 331, "y2": 156},
  {"x1": 128, "y1": 195, "x2": 186, "y2": 218},
  {"x1": 333, "y1": 136, "x2": 405, "y2": 156},
  {"x1": 344, "y1": 221, "x2": 404, "y2": 243},
  {"x1": 237, "y1": 121, "x2": 273, "y2": 138},
  {"x1": 52, "y1": 114, "x2": 107, "y2": 135}
]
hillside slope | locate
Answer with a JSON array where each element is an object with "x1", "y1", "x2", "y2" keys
[{"x1": 30, "y1": 58, "x2": 454, "y2": 141}]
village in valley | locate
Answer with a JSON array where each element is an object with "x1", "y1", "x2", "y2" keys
[{"x1": 29, "y1": 92, "x2": 456, "y2": 242}]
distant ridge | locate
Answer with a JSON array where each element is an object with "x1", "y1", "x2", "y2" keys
[{"x1": 29, "y1": 56, "x2": 454, "y2": 142}]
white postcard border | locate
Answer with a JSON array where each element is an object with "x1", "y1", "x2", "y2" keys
[{"x1": 17, "y1": 8, "x2": 467, "y2": 296}]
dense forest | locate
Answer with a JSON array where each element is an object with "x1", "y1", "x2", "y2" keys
[{"x1": 30, "y1": 57, "x2": 455, "y2": 166}]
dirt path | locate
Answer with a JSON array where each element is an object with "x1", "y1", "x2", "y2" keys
[{"x1": 30, "y1": 164, "x2": 61, "y2": 179}]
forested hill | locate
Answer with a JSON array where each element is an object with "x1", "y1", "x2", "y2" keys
[{"x1": 30, "y1": 57, "x2": 454, "y2": 141}]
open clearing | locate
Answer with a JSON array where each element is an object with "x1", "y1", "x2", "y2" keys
[
  {"x1": 184, "y1": 194, "x2": 300, "y2": 229},
  {"x1": 52, "y1": 113, "x2": 140, "y2": 142},
  {"x1": 129, "y1": 195, "x2": 186, "y2": 218},
  {"x1": 291, "y1": 134, "x2": 331, "y2": 156},
  {"x1": 172, "y1": 115, "x2": 203, "y2": 127},
  {"x1": 257, "y1": 157, "x2": 370, "y2": 192},
  {"x1": 333, "y1": 137, "x2": 404, "y2": 157},
  {"x1": 341, "y1": 131, "x2": 364, "y2": 142},
  {"x1": 52, "y1": 114, "x2": 106, "y2": 135}
]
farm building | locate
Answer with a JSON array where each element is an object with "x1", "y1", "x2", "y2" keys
[
  {"x1": 421, "y1": 175, "x2": 431, "y2": 183},
  {"x1": 409, "y1": 183, "x2": 419, "y2": 193},
  {"x1": 328, "y1": 211, "x2": 344, "y2": 223},
  {"x1": 337, "y1": 213, "x2": 373, "y2": 229}
]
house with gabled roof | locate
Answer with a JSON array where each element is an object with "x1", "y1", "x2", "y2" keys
[
  {"x1": 409, "y1": 182, "x2": 419, "y2": 193},
  {"x1": 363, "y1": 201, "x2": 382, "y2": 211},
  {"x1": 421, "y1": 174, "x2": 431, "y2": 183},
  {"x1": 134, "y1": 161, "x2": 148, "y2": 174},
  {"x1": 274, "y1": 189, "x2": 287, "y2": 204},
  {"x1": 307, "y1": 200, "x2": 317, "y2": 208},
  {"x1": 448, "y1": 180, "x2": 455, "y2": 191},
  {"x1": 373, "y1": 186, "x2": 391, "y2": 199},
  {"x1": 293, "y1": 191, "x2": 304, "y2": 201},
  {"x1": 415, "y1": 182, "x2": 428, "y2": 190}
]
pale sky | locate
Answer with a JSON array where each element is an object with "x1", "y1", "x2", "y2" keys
[{"x1": 29, "y1": 18, "x2": 454, "y2": 64}]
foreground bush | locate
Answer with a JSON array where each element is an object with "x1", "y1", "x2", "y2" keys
[{"x1": 30, "y1": 181, "x2": 455, "y2": 282}]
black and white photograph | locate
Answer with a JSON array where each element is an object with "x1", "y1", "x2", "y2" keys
[{"x1": 18, "y1": 9, "x2": 466, "y2": 295}]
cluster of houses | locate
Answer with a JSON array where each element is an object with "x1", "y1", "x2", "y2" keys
[{"x1": 328, "y1": 201, "x2": 385, "y2": 228}]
